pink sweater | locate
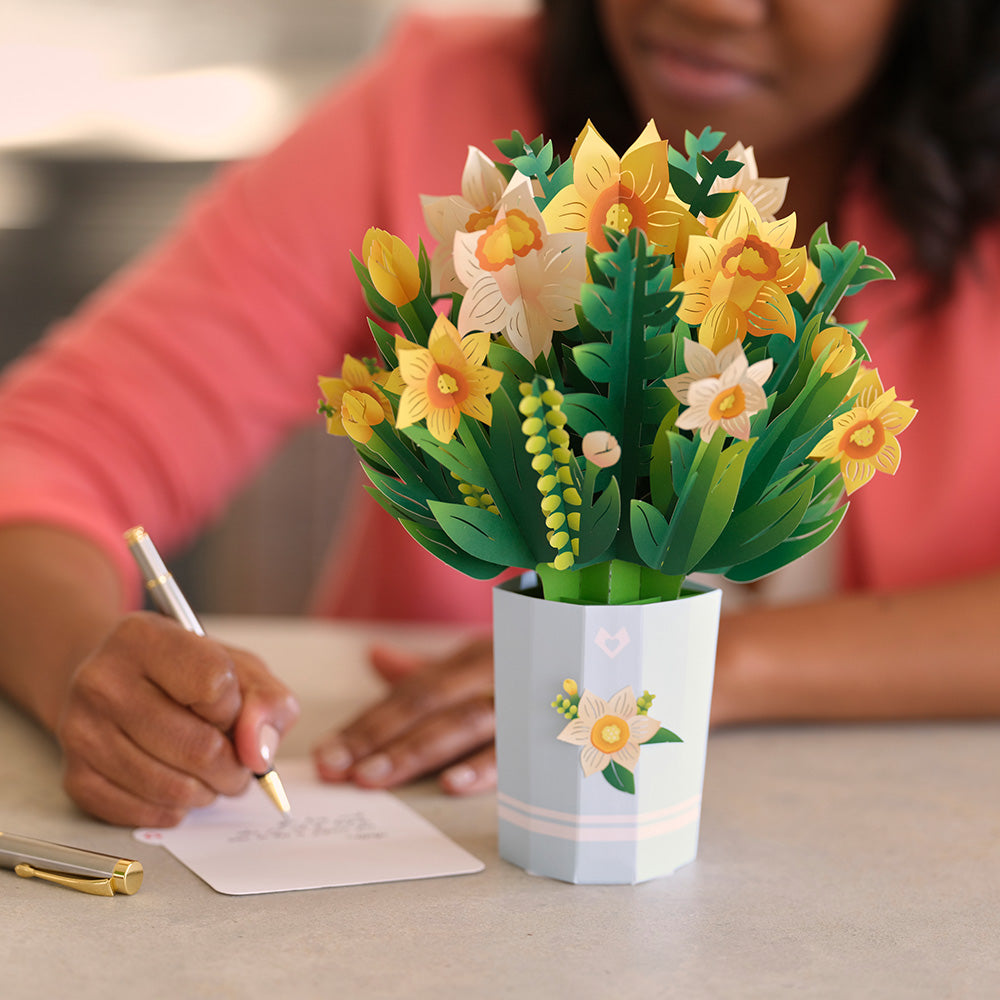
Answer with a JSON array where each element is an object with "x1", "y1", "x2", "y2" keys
[{"x1": 0, "y1": 13, "x2": 997, "y2": 626}]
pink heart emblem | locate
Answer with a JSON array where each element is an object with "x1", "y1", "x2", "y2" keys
[{"x1": 594, "y1": 627, "x2": 630, "y2": 658}]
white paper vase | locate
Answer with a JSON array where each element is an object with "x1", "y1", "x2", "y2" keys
[{"x1": 492, "y1": 571, "x2": 721, "y2": 885}]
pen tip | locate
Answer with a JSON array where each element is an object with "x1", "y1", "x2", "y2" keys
[{"x1": 256, "y1": 770, "x2": 292, "y2": 816}]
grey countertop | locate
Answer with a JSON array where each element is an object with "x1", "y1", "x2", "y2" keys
[{"x1": 2, "y1": 616, "x2": 997, "y2": 998}]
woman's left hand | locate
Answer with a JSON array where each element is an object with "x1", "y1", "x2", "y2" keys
[{"x1": 312, "y1": 635, "x2": 497, "y2": 794}]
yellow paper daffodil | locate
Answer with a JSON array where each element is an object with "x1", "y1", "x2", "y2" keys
[
  {"x1": 318, "y1": 355, "x2": 394, "y2": 444},
  {"x1": 542, "y1": 119, "x2": 695, "y2": 255},
  {"x1": 394, "y1": 315, "x2": 503, "y2": 444},
  {"x1": 809, "y1": 368, "x2": 917, "y2": 494},
  {"x1": 453, "y1": 175, "x2": 586, "y2": 361},
  {"x1": 362, "y1": 227, "x2": 422, "y2": 307},
  {"x1": 421, "y1": 146, "x2": 508, "y2": 295},
  {"x1": 675, "y1": 192, "x2": 809, "y2": 351}
]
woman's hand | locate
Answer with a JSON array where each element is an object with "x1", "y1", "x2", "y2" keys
[
  {"x1": 55, "y1": 612, "x2": 300, "y2": 827},
  {"x1": 312, "y1": 635, "x2": 497, "y2": 795}
]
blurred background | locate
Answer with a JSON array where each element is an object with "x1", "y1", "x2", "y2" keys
[{"x1": 0, "y1": 0, "x2": 535, "y2": 614}]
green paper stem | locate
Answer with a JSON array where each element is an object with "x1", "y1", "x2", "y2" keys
[
  {"x1": 535, "y1": 559, "x2": 684, "y2": 605},
  {"x1": 395, "y1": 295, "x2": 439, "y2": 347},
  {"x1": 366, "y1": 420, "x2": 435, "y2": 485}
]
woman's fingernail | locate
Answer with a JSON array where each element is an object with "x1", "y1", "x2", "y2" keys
[
  {"x1": 442, "y1": 764, "x2": 475, "y2": 791},
  {"x1": 353, "y1": 753, "x2": 392, "y2": 782},
  {"x1": 319, "y1": 741, "x2": 353, "y2": 774},
  {"x1": 258, "y1": 723, "x2": 280, "y2": 765}
]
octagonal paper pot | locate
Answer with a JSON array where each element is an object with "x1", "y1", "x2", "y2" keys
[{"x1": 492, "y1": 571, "x2": 721, "y2": 885}]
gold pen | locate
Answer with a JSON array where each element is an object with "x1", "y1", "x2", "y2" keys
[
  {"x1": 1, "y1": 831, "x2": 143, "y2": 896},
  {"x1": 123, "y1": 525, "x2": 291, "y2": 816}
]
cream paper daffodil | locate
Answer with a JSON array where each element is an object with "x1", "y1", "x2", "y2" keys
[
  {"x1": 706, "y1": 142, "x2": 788, "y2": 226},
  {"x1": 557, "y1": 685, "x2": 661, "y2": 778},
  {"x1": 453, "y1": 174, "x2": 586, "y2": 361},
  {"x1": 671, "y1": 339, "x2": 773, "y2": 442},
  {"x1": 420, "y1": 146, "x2": 508, "y2": 295}
]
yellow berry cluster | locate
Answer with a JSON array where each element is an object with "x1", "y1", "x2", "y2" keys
[
  {"x1": 519, "y1": 377, "x2": 581, "y2": 571},
  {"x1": 551, "y1": 679, "x2": 581, "y2": 718},
  {"x1": 636, "y1": 690, "x2": 656, "y2": 715},
  {"x1": 551, "y1": 694, "x2": 579, "y2": 718},
  {"x1": 451, "y1": 471, "x2": 499, "y2": 515}
]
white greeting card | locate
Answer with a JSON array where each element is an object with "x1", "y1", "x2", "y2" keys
[{"x1": 133, "y1": 760, "x2": 484, "y2": 895}]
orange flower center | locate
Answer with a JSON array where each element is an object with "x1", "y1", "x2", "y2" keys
[
  {"x1": 590, "y1": 714, "x2": 630, "y2": 754},
  {"x1": 427, "y1": 364, "x2": 467, "y2": 408},
  {"x1": 474, "y1": 209, "x2": 541, "y2": 271},
  {"x1": 708, "y1": 384, "x2": 746, "y2": 420},
  {"x1": 719, "y1": 234, "x2": 779, "y2": 281},
  {"x1": 587, "y1": 183, "x2": 649, "y2": 251},
  {"x1": 839, "y1": 416, "x2": 886, "y2": 459},
  {"x1": 465, "y1": 208, "x2": 497, "y2": 233}
]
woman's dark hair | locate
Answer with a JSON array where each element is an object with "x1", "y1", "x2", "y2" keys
[{"x1": 538, "y1": 0, "x2": 1000, "y2": 284}]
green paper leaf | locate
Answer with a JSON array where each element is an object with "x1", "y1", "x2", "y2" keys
[
  {"x1": 399, "y1": 518, "x2": 507, "y2": 580},
  {"x1": 630, "y1": 499, "x2": 669, "y2": 570},
  {"x1": 493, "y1": 130, "x2": 528, "y2": 159},
  {"x1": 361, "y1": 462, "x2": 438, "y2": 523},
  {"x1": 650, "y1": 409, "x2": 678, "y2": 513},
  {"x1": 644, "y1": 727, "x2": 683, "y2": 744},
  {"x1": 700, "y1": 190, "x2": 736, "y2": 218},
  {"x1": 602, "y1": 760, "x2": 635, "y2": 794},
  {"x1": 572, "y1": 342, "x2": 615, "y2": 383},
  {"x1": 660, "y1": 437, "x2": 751, "y2": 576},
  {"x1": 487, "y1": 341, "x2": 536, "y2": 384},
  {"x1": 485, "y1": 388, "x2": 553, "y2": 562},
  {"x1": 699, "y1": 478, "x2": 813, "y2": 572},
  {"x1": 560, "y1": 392, "x2": 619, "y2": 437},
  {"x1": 668, "y1": 430, "x2": 699, "y2": 498},
  {"x1": 427, "y1": 500, "x2": 536, "y2": 570},
  {"x1": 350, "y1": 251, "x2": 396, "y2": 323},
  {"x1": 367, "y1": 318, "x2": 398, "y2": 368},
  {"x1": 576, "y1": 477, "x2": 621, "y2": 565},
  {"x1": 723, "y1": 504, "x2": 847, "y2": 582},
  {"x1": 399, "y1": 424, "x2": 483, "y2": 483},
  {"x1": 667, "y1": 166, "x2": 701, "y2": 208},
  {"x1": 579, "y1": 284, "x2": 617, "y2": 333}
]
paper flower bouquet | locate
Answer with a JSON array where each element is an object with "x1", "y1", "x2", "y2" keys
[{"x1": 319, "y1": 121, "x2": 915, "y2": 607}]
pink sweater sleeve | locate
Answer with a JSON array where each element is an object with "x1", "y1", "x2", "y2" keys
[{"x1": 0, "y1": 13, "x2": 541, "y2": 618}]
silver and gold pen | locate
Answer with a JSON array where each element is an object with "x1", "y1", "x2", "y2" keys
[
  {"x1": 1, "y1": 831, "x2": 143, "y2": 896},
  {"x1": 123, "y1": 525, "x2": 291, "y2": 816}
]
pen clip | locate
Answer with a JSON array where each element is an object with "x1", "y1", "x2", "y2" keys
[{"x1": 15, "y1": 862, "x2": 116, "y2": 896}]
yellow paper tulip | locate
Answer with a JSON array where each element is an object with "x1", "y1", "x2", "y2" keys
[{"x1": 362, "y1": 227, "x2": 422, "y2": 306}]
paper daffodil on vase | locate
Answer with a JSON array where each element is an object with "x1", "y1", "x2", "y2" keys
[
  {"x1": 552, "y1": 681, "x2": 681, "y2": 793},
  {"x1": 320, "y1": 119, "x2": 914, "y2": 603}
]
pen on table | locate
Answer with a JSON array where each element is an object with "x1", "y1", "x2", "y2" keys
[
  {"x1": 1, "y1": 830, "x2": 143, "y2": 896},
  {"x1": 123, "y1": 525, "x2": 292, "y2": 817}
]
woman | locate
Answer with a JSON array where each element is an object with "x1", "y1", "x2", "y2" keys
[
  {"x1": 0, "y1": 0, "x2": 998, "y2": 827},
  {"x1": 316, "y1": 0, "x2": 1000, "y2": 791}
]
